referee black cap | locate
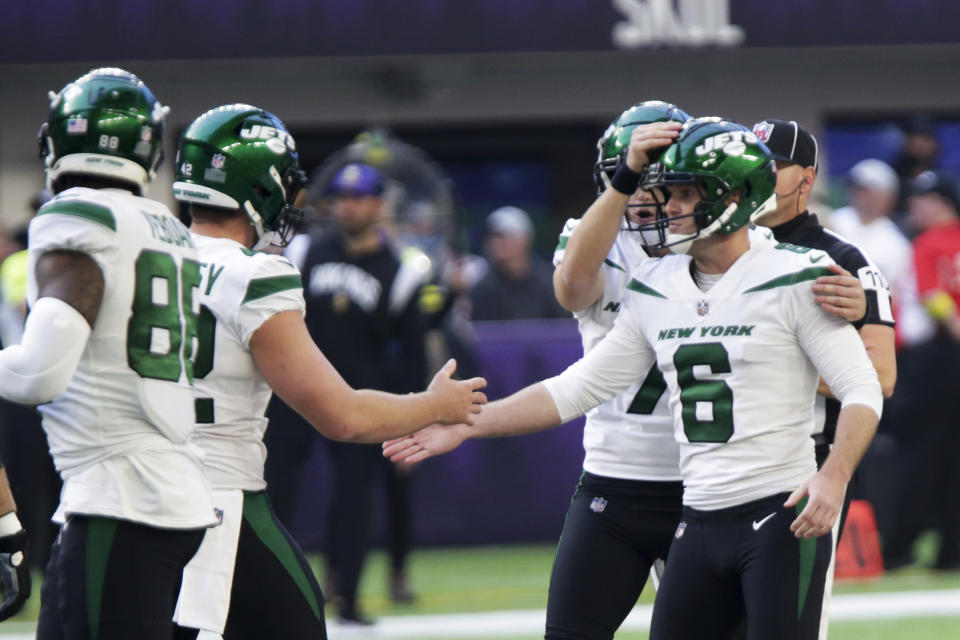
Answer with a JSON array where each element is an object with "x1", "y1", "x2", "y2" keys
[{"x1": 751, "y1": 119, "x2": 819, "y2": 171}]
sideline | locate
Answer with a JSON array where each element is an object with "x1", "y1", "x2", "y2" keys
[
  {"x1": 327, "y1": 589, "x2": 960, "y2": 638},
  {"x1": 3, "y1": 589, "x2": 957, "y2": 639}
]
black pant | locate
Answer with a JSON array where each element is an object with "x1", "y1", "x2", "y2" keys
[
  {"x1": 325, "y1": 440, "x2": 413, "y2": 616},
  {"x1": 175, "y1": 491, "x2": 327, "y2": 640},
  {"x1": 879, "y1": 337, "x2": 960, "y2": 569},
  {"x1": 650, "y1": 493, "x2": 833, "y2": 640},
  {"x1": 545, "y1": 472, "x2": 683, "y2": 640},
  {"x1": 37, "y1": 516, "x2": 204, "y2": 640}
]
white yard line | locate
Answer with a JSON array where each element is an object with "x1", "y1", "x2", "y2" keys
[
  {"x1": 2, "y1": 589, "x2": 957, "y2": 639},
  {"x1": 327, "y1": 589, "x2": 960, "y2": 638}
]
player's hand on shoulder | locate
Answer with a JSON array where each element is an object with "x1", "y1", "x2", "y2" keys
[
  {"x1": 0, "y1": 518, "x2": 30, "y2": 621},
  {"x1": 427, "y1": 359, "x2": 487, "y2": 425},
  {"x1": 625, "y1": 121, "x2": 683, "y2": 172},
  {"x1": 812, "y1": 263, "x2": 866, "y2": 323},
  {"x1": 382, "y1": 422, "x2": 470, "y2": 464},
  {"x1": 784, "y1": 467, "x2": 846, "y2": 539}
]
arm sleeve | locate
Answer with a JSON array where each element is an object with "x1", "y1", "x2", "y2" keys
[
  {"x1": 794, "y1": 287, "x2": 884, "y2": 419},
  {"x1": 0, "y1": 297, "x2": 90, "y2": 405},
  {"x1": 542, "y1": 287, "x2": 656, "y2": 422},
  {"x1": 237, "y1": 256, "x2": 306, "y2": 349}
]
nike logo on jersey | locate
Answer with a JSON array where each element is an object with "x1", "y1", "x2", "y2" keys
[
  {"x1": 809, "y1": 254, "x2": 825, "y2": 264},
  {"x1": 752, "y1": 512, "x2": 776, "y2": 531}
]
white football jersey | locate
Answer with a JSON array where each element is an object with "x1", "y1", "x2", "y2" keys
[
  {"x1": 554, "y1": 218, "x2": 679, "y2": 481},
  {"x1": 27, "y1": 187, "x2": 216, "y2": 529},
  {"x1": 190, "y1": 234, "x2": 306, "y2": 491},
  {"x1": 544, "y1": 240, "x2": 882, "y2": 510}
]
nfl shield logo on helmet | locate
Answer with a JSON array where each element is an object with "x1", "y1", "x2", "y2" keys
[
  {"x1": 697, "y1": 300, "x2": 709, "y2": 316},
  {"x1": 590, "y1": 497, "x2": 607, "y2": 513},
  {"x1": 752, "y1": 121, "x2": 774, "y2": 143},
  {"x1": 675, "y1": 521, "x2": 687, "y2": 539},
  {"x1": 211, "y1": 154, "x2": 226, "y2": 169}
]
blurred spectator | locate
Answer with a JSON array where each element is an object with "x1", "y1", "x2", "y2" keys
[
  {"x1": 881, "y1": 170, "x2": 960, "y2": 571},
  {"x1": 893, "y1": 114, "x2": 942, "y2": 211},
  {"x1": 299, "y1": 163, "x2": 428, "y2": 623},
  {"x1": 828, "y1": 159, "x2": 916, "y2": 337},
  {"x1": 469, "y1": 206, "x2": 567, "y2": 321}
]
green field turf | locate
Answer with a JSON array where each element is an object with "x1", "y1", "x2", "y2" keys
[
  {"x1": 335, "y1": 541, "x2": 960, "y2": 619},
  {"x1": 4, "y1": 537, "x2": 958, "y2": 637}
]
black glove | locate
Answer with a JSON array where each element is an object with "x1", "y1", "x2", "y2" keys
[{"x1": 0, "y1": 528, "x2": 29, "y2": 621}]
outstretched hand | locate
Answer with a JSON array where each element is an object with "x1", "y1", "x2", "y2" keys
[
  {"x1": 813, "y1": 264, "x2": 866, "y2": 323},
  {"x1": 427, "y1": 359, "x2": 487, "y2": 425},
  {"x1": 383, "y1": 422, "x2": 470, "y2": 464}
]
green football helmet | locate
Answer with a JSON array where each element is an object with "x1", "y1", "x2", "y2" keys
[
  {"x1": 593, "y1": 100, "x2": 691, "y2": 194},
  {"x1": 38, "y1": 67, "x2": 168, "y2": 195},
  {"x1": 640, "y1": 117, "x2": 777, "y2": 253},
  {"x1": 173, "y1": 104, "x2": 307, "y2": 249}
]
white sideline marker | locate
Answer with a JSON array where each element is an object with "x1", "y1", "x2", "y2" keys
[{"x1": 2, "y1": 589, "x2": 957, "y2": 639}]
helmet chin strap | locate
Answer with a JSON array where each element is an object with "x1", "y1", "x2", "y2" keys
[
  {"x1": 666, "y1": 200, "x2": 739, "y2": 254},
  {"x1": 665, "y1": 232, "x2": 697, "y2": 254}
]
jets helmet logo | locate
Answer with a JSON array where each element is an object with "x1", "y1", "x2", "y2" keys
[{"x1": 695, "y1": 131, "x2": 758, "y2": 157}]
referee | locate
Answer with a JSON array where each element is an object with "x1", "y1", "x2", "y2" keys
[{"x1": 751, "y1": 119, "x2": 896, "y2": 456}]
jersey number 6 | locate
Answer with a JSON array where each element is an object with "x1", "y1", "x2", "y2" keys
[{"x1": 627, "y1": 342, "x2": 734, "y2": 443}]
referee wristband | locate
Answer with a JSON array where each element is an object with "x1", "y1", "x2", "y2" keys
[{"x1": 610, "y1": 163, "x2": 643, "y2": 195}]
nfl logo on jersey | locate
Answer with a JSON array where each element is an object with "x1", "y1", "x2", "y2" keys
[
  {"x1": 211, "y1": 154, "x2": 226, "y2": 169},
  {"x1": 675, "y1": 521, "x2": 687, "y2": 539},
  {"x1": 697, "y1": 300, "x2": 710, "y2": 316},
  {"x1": 590, "y1": 497, "x2": 607, "y2": 513}
]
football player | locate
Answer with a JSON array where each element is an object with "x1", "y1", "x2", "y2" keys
[
  {"x1": 387, "y1": 117, "x2": 883, "y2": 639},
  {"x1": 547, "y1": 101, "x2": 688, "y2": 640},
  {"x1": 168, "y1": 104, "x2": 486, "y2": 639},
  {"x1": 10, "y1": 68, "x2": 218, "y2": 640}
]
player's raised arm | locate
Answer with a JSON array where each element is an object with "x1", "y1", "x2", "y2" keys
[
  {"x1": 554, "y1": 121, "x2": 681, "y2": 312},
  {"x1": 251, "y1": 309, "x2": 486, "y2": 443}
]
